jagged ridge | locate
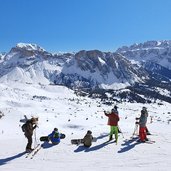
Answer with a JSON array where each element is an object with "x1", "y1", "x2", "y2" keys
[{"x1": 0, "y1": 41, "x2": 171, "y2": 103}]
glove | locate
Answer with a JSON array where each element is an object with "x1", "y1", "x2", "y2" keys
[{"x1": 33, "y1": 124, "x2": 38, "y2": 129}]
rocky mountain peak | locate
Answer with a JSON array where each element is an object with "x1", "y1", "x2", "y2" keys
[
  {"x1": 116, "y1": 40, "x2": 171, "y2": 70},
  {"x1": 4, "y1": 43, "x2": 52, "y2": 62},
  {"x1": 116, "y1": 40, "x2": 171, "y2": 53},
  {"x1": 16, "y1": 43, "x2": 45, "y2": 52}
]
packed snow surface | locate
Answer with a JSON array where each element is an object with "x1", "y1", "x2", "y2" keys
[{"x1": 0, "y1": 82, "x2": 171, "y2": 171}]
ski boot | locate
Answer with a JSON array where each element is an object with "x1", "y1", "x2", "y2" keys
[
  {"x1": 109, "y1": 135, "x2": 113, "y2": 141},
  {"x1": 26, "y1": 148, "x2": 34, "y2": 153}
]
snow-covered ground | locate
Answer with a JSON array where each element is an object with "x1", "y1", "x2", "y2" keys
[{"x1": 0, "y1": 82, "x2": 171, "y2": 171}]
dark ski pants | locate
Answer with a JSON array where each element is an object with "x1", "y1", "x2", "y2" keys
[{"x1": 26, "y1": 136, "x2": 33, "y2": 150}]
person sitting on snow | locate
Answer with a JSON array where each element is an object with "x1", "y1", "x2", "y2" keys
[
  {"x1": 83, "y1": 130, "x2": 93, "y2": 147},
  {"x1": 48, "y1": 128, "x2": 60, "y2": 145}
]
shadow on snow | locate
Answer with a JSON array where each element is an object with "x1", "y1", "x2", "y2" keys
[
  {"x1": 0, "y1": 152, "x2": 26, "y2": 166},
  {"x1": 74, "y1": 141, "x2": 115, "y2": 153},
  {"x1": 74, "y1": 133, "x2": 114, "y2": 153},
  {"x1": 118, "y1": 137, "x2": 140, "y2": 153},
  {"x1": 41, "y1": 141, "x2": 59, "y2": 149}
]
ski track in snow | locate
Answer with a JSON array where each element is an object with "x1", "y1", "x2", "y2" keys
[{"x1": 0, "y1": 82, "x2": 171, "y2": 171}]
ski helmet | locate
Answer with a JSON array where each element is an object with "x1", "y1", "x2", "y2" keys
[{"x1": 54, "y1": 128, "x2": 58, "y2": 131}]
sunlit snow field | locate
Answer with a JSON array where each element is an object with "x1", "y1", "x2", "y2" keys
[{"x1": 0, "y1": 82, "x2": 171, "y2": 171}]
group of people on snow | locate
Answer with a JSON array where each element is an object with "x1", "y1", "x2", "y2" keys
[
  {"x1": 104, "y1": 105, "x2": 150, "y2": 144},
  {"x1": 22, "y1": 106, "x2": 150, "y2": 152},
  {"x1": 22, "y1": 119, "x2": 94, "y2": 152}
]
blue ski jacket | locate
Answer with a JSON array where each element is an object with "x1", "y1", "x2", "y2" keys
[{"x1": 48, "y1": 131, "x2": 60, "y2": 144}]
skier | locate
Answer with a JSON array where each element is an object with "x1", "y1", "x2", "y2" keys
[
  {"x1": 83, "y1": 130, "x2": 93, "y2": 147},
  {"x1": 136, "y1": 116, "x2": 151, "y2": 135},
  {"x1": 137, "y1": 107, "x2": 149, "y2": 142},
  {"x1": 104, "y1": 108, "x2": 120, "y2": 144},
  {"x1": 22, "y1": 117, "x2": 38, "y2": 152},
  {"x1": 112, "y1": 105, "x2": 122, "y2": 133},
  {"x1": 48, "y1": 128, "x2": 61, "y2": 145}
]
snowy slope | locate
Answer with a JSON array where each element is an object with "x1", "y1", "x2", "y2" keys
[{"x1": 0, "y1": 82, "x2": 171, "y2": 171}]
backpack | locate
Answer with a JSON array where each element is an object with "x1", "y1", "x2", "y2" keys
[
  {"x1": 53, "y1": 132, "x2": 59, "y2": 138},
  {"x1": 21, "y1": 123, "x2": 27, "y2": 132}
]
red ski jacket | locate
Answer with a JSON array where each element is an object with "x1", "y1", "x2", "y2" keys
[{"x1": 104, "y1": 112, "x2": 119, "y2": 126}]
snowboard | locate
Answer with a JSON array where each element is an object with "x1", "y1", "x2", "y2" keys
[
  {"x1": 40, "y1": 133, "x2": 66, "y2": 141},
  {"x1": 71, "y1": 137, "x2": 97, "y2": 145}
]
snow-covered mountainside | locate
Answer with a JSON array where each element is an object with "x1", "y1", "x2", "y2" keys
[
  {"x1": 0, "y1": 43, "x2": 148, "y2": 87},
  {"x1": 116, "y1": 40, "x2": 171, "y2": 70},
  {"x1": 0, "y1": 43, "x2": 71, "y2": 84},
  {"x1": 115, "y1": 40, "x2": 171, "y2": 103},
  {"x1": 0, "y1": 41, "x2": 171, "y2": 103}
]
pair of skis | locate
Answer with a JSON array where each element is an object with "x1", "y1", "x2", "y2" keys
[
  {"x1": 136, "y1": 138, "x2": 155, "y2": 144},
  {"x1": 129, "y1": 135, "x2": 155, "y2": 144},
  {"x1": 25, "y1": 144, "x2": 42, "y2": 159}
]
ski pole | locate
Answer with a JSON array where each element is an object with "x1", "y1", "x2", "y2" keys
[
  {"x1": 118, "y1": 125, "x2": 124, "y2": 139},
  {"x1": 34, "y1": 127, "x2": 38, "y2": 148},
  {"x1": 132, "y1": 123, "x2": 138, "y2": 137}
]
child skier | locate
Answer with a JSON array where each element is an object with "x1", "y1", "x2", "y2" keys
[
  {"x1": 104, "y1": 109, "x2": 120, "y2": 144},
  {"x1": 137, "y1": 107, "x2": 149, "y2": 142},
  {"x1": 113, "y1": 105, "x2": 122, "y2": 133}
]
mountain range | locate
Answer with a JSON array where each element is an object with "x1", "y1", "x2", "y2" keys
[{"x1": 0, "y1": 41, "x2": 171, "y2": 103}]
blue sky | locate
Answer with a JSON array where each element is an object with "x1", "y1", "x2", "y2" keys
[{"x1": 0, "y1": 0, "x2": 171, "y2": 52}]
